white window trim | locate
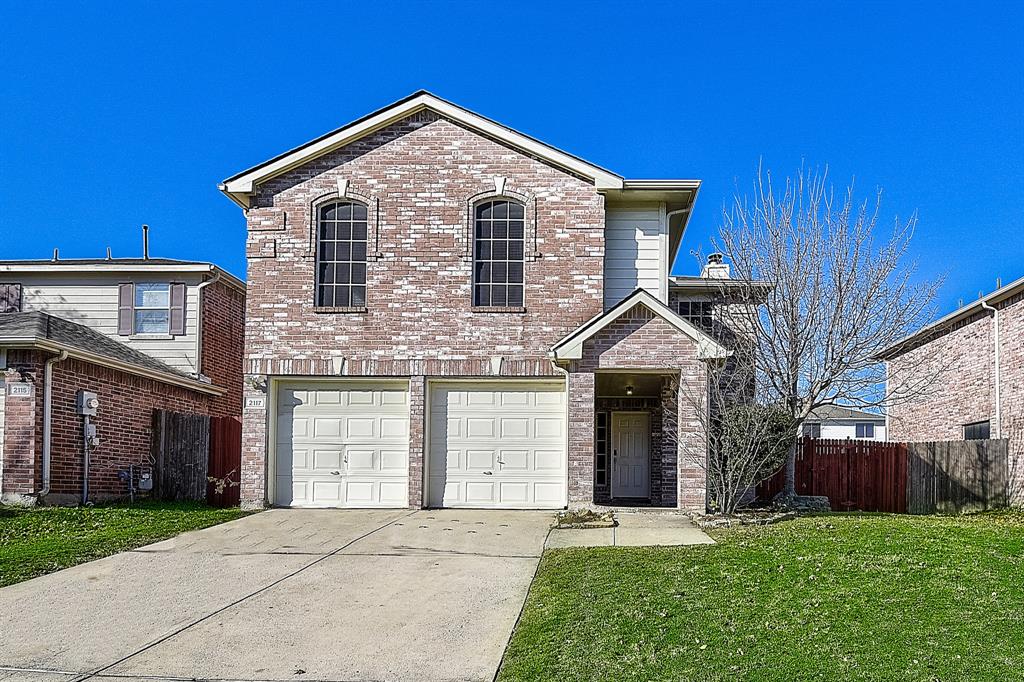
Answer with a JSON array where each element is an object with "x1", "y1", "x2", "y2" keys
[{"x1": 133, "y1": 282, "x2": 172, "y2": 335}]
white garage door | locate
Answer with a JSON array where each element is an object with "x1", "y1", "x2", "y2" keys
[
  {"x1": 275, "y1": 381, "x2": 410, "y2": 508},
  {"x1": 428, "y1": 381, "x2": 566, "y2": 509}
]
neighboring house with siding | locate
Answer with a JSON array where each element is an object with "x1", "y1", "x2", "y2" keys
[
  {"x1": 801, "y1": 405, "x2": 887, "y2": 441},
  {"x1": 223, "y1": 91, "x2": 742, "y2": 512},
  {"x1": 880, "y1": 275, "x2": 1024, "y2": 504},
  {"x1": 0, "y1": 258, "x2": 245, "y2": 505}
]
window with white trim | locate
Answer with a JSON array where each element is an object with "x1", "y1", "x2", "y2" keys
[
  {"x1": 855, "y1": 422, "x2": 875, "y2": 439},
  {"x1": 317, "y1": 201, "x2": 368, "y2": 308},
  {"x1": 134, "y1": 283, "x2": 171, "y2": 334},
  {"x1": 802, "y1": 422, "x2": 821, "y2": 438},
  {"x1": 474, "y1": 199, "x2": 525, "y2": 307}
]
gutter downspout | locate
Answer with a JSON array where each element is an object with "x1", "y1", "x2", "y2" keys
[
  {"x1": 980, "y1": 299, "x2": 1001, "y2": 438},
  {"x1": 194, "y1": 272, "x2": 222, "y2": 380},
  {"x1": 548, "y1": 354, "x2": 571, "y2": 509},
  {"x1": 38, "y1": 349, "x2": 69, "y2": 500},
  {"x1": 664, "y1": 207, "x2": 690, "y2": 302}
]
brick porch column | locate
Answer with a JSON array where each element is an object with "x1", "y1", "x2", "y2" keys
[
  {"x1": 240, "y1": 375, "x2": 268, "y2": 509},
  {"x1": 568, "y1": 370, "x2": 595, "y2": 506},
  {"x1": 677, "y1": 364, "x2": 708, "y2": 512}
]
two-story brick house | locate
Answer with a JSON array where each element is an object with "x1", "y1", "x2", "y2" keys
[
  {"x1": 0, "y1": 258, "x2": 245, "y2": 505},
  {"x1": 222, "y1": 92, "x2": 729, "y2": 511}
]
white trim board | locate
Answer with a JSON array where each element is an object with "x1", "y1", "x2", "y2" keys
[
  {"x1": 221, "y1": 91, "x2": 626, "y2": 208},
  {"x1": 550, "y1": 288, "x2": 730, "y2": 362}
]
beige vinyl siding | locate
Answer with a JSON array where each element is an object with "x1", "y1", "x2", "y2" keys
[
  {"x1": 603, "y1": 204, "x2": 665, "y2": 309},
  {"x1": 16, "y1": 273, "x2": 203, "y2": 374}
]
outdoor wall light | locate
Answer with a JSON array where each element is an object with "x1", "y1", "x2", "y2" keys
[{"x1": 625, "y1": 385, "x2": 634, "y2": 396}]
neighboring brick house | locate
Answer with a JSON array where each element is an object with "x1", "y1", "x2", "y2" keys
[
  {"x1": 221, "y1": 91, "x2": 731, "y2": 512},
  {"x1": 0, "y1": 258, "x2": 245, "y2": 505},
  {"x1": 881, "y1": 275, "x2": 1024, "y2": 505}
]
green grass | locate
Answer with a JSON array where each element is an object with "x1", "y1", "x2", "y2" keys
[
  {"x1": 0, "y1": 500, "x2": 251, "y2": 587},
  {"x1": 500, "y1": 512, "x2": 1024, "y2": 682}
]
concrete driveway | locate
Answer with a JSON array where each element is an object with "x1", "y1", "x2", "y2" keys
[{"x1": 0, "y1": 508, "x2": 553, "y2": 682}]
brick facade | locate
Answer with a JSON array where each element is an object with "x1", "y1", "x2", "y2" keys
[
  {"x1": 887, "y1": 292, "x2": 1024, "y2": 505},
  {"x1": 566, "y1": 304, "x2": 709, "y2": 511},
  {"x1": 2, "y1": 350, "x2": 215, "y2": 504},
  {"x1": 235, "y1": 110, "x2": 711, "y2": 511}
]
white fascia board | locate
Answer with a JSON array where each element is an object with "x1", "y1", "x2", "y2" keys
[
  {"x1": 0, "y1": 263, "x2": 245, "y2": 291},
  {"x1": 221, "y1": 93, "x2": 625, "y2": 199},
  {"x1": 551, "y1": 289, "x2": 730, "y2": 361},
  {"x1": 0, "y1": 263, "x2": 213, "y2": 274},
  {"x1": 621, "y1": 179, "x2": 702, "y2": 190}
]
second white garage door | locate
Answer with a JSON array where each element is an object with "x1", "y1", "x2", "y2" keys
[
  {"x1": 275, "y1": 381, "x2": 410, "y2": 508},
  {"x1": 428, "y1": 381, "x2": 566, "y2": 509}
]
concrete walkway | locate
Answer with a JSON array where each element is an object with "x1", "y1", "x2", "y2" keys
[
  {"x1": 545, "y1": 511, "x2": 715, "y2": 548},
  {"x1": 0, "y1": 509, "x2": 553, "y2": 682}
]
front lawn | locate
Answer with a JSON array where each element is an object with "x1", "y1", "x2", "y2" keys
[
  {"x1": 500, "y1": 512, "x2": 1024, "y2": 681},
  {"x1": 0, "y1": 501, "x2": 251, "y2": 587}
]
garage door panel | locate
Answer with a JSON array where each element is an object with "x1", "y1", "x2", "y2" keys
[
  {"x1": 428, "y1": 381, "x2": 566, "y2": 509},
  {"x1": 467, "y1": 449, "x2": 495, "y2": 470},
  {"x1": 311, "y1": 448, "x2": 343, "y2": 471},
  {"x1": 535, "y1": 450, "x2": 563, "y2": 471},
  {"x1": 465, "y1": 481, "x2": 496, "y2": 504},
  {"x1": 499, "y1": 450, "x2": 529, "y2": 471},
  {"x1": 276, "y1": 382, "x2": 409, "y2": 508}
]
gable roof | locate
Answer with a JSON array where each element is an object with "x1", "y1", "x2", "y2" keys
[
  {"x1": 550, "y1": 289, "x2": 730, "y2": 361},
  {"x1": 807, "y1": 405, "x2": 885, "y2": 422},
  {"x1": 219, "y1": 91, "x2": 699, "y2": 209},
  {"x1": 0, "y1": 311, "x2": 224, "y2": 396},
  {"x1": 877, "y1": 273, "x2": 1024, "y2": 360}
]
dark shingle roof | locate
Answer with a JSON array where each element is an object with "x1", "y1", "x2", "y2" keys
[
  {"x1": 807, "y1": 405, "x2": 885, "y2": 421},
  {"x1": 0, "y1": 311, "x2": 193, "y2": 380}
]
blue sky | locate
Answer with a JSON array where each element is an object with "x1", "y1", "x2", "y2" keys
[{"x1": 2, "y1": 1, "x2": 1022, "y2": 318}]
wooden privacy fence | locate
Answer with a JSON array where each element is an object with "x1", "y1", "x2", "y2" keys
[
  {"x1": 207, "y1": 416, "x2": 242, "y2": 508},
  {"x1": 152, "y1": 410, "x2": 210, "y2": 501},
  {"x1": 757, "y1": 437, "x2": 1009, "y2": 514},
  {"x1": 906, "y1": 439, "x2": 1009, "y2": 513}
]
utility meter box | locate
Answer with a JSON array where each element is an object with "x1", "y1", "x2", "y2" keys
[{"x1": 76, "y1": 390, "x2": 99, "y2": 416}]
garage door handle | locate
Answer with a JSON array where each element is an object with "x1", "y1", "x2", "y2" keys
[
  {"x1": 483, "y1": 471, "x2": 493, "y2": 475},
  {"x1": 330, "y1": 470, "x2": 341, "y2": 476}
]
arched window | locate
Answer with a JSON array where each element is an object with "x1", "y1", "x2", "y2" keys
[
  {"x1": 316, "y1": 201, "x2": 367, "y2": 307},
  {"x1": 474, "y1": 199, "x2": 525, "y2": 307}
]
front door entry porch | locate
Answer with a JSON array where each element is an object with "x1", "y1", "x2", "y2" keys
[{"x1": 611, "y1": 411, "x2": 650, "y2": 499}]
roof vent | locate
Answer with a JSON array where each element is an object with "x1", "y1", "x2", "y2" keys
[{"x1": 51, "y1": 248, "x2": 59, "y2": 262}]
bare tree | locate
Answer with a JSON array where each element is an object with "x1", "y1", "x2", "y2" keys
[
  {"x1": 710, "y1": 163, "x2": 945, "y2": 496},
  {"x1": 681, "y1": 340, "x2": 795, "y2": 514}
]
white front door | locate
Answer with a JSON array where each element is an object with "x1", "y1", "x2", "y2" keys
[
  {"x1": 428, "y1": 381, "x2": 566, "y2": 509},
  {"x1": 612, "y1": 412, "x2": 650, "y2": 499},
  {"x1": 275, "y1": 381, "x2": 410, "y2": 508}
]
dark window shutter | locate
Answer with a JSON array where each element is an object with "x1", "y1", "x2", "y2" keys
[
  {"x1": 169, "y1": 283, "x2": 186, "y2": 335},
  {"x1": 117, "y1": 283, "x2": 134, "y2": 335},
  {"x1": 0, "y1": 284, "x2": 22, "y2": 313}
]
